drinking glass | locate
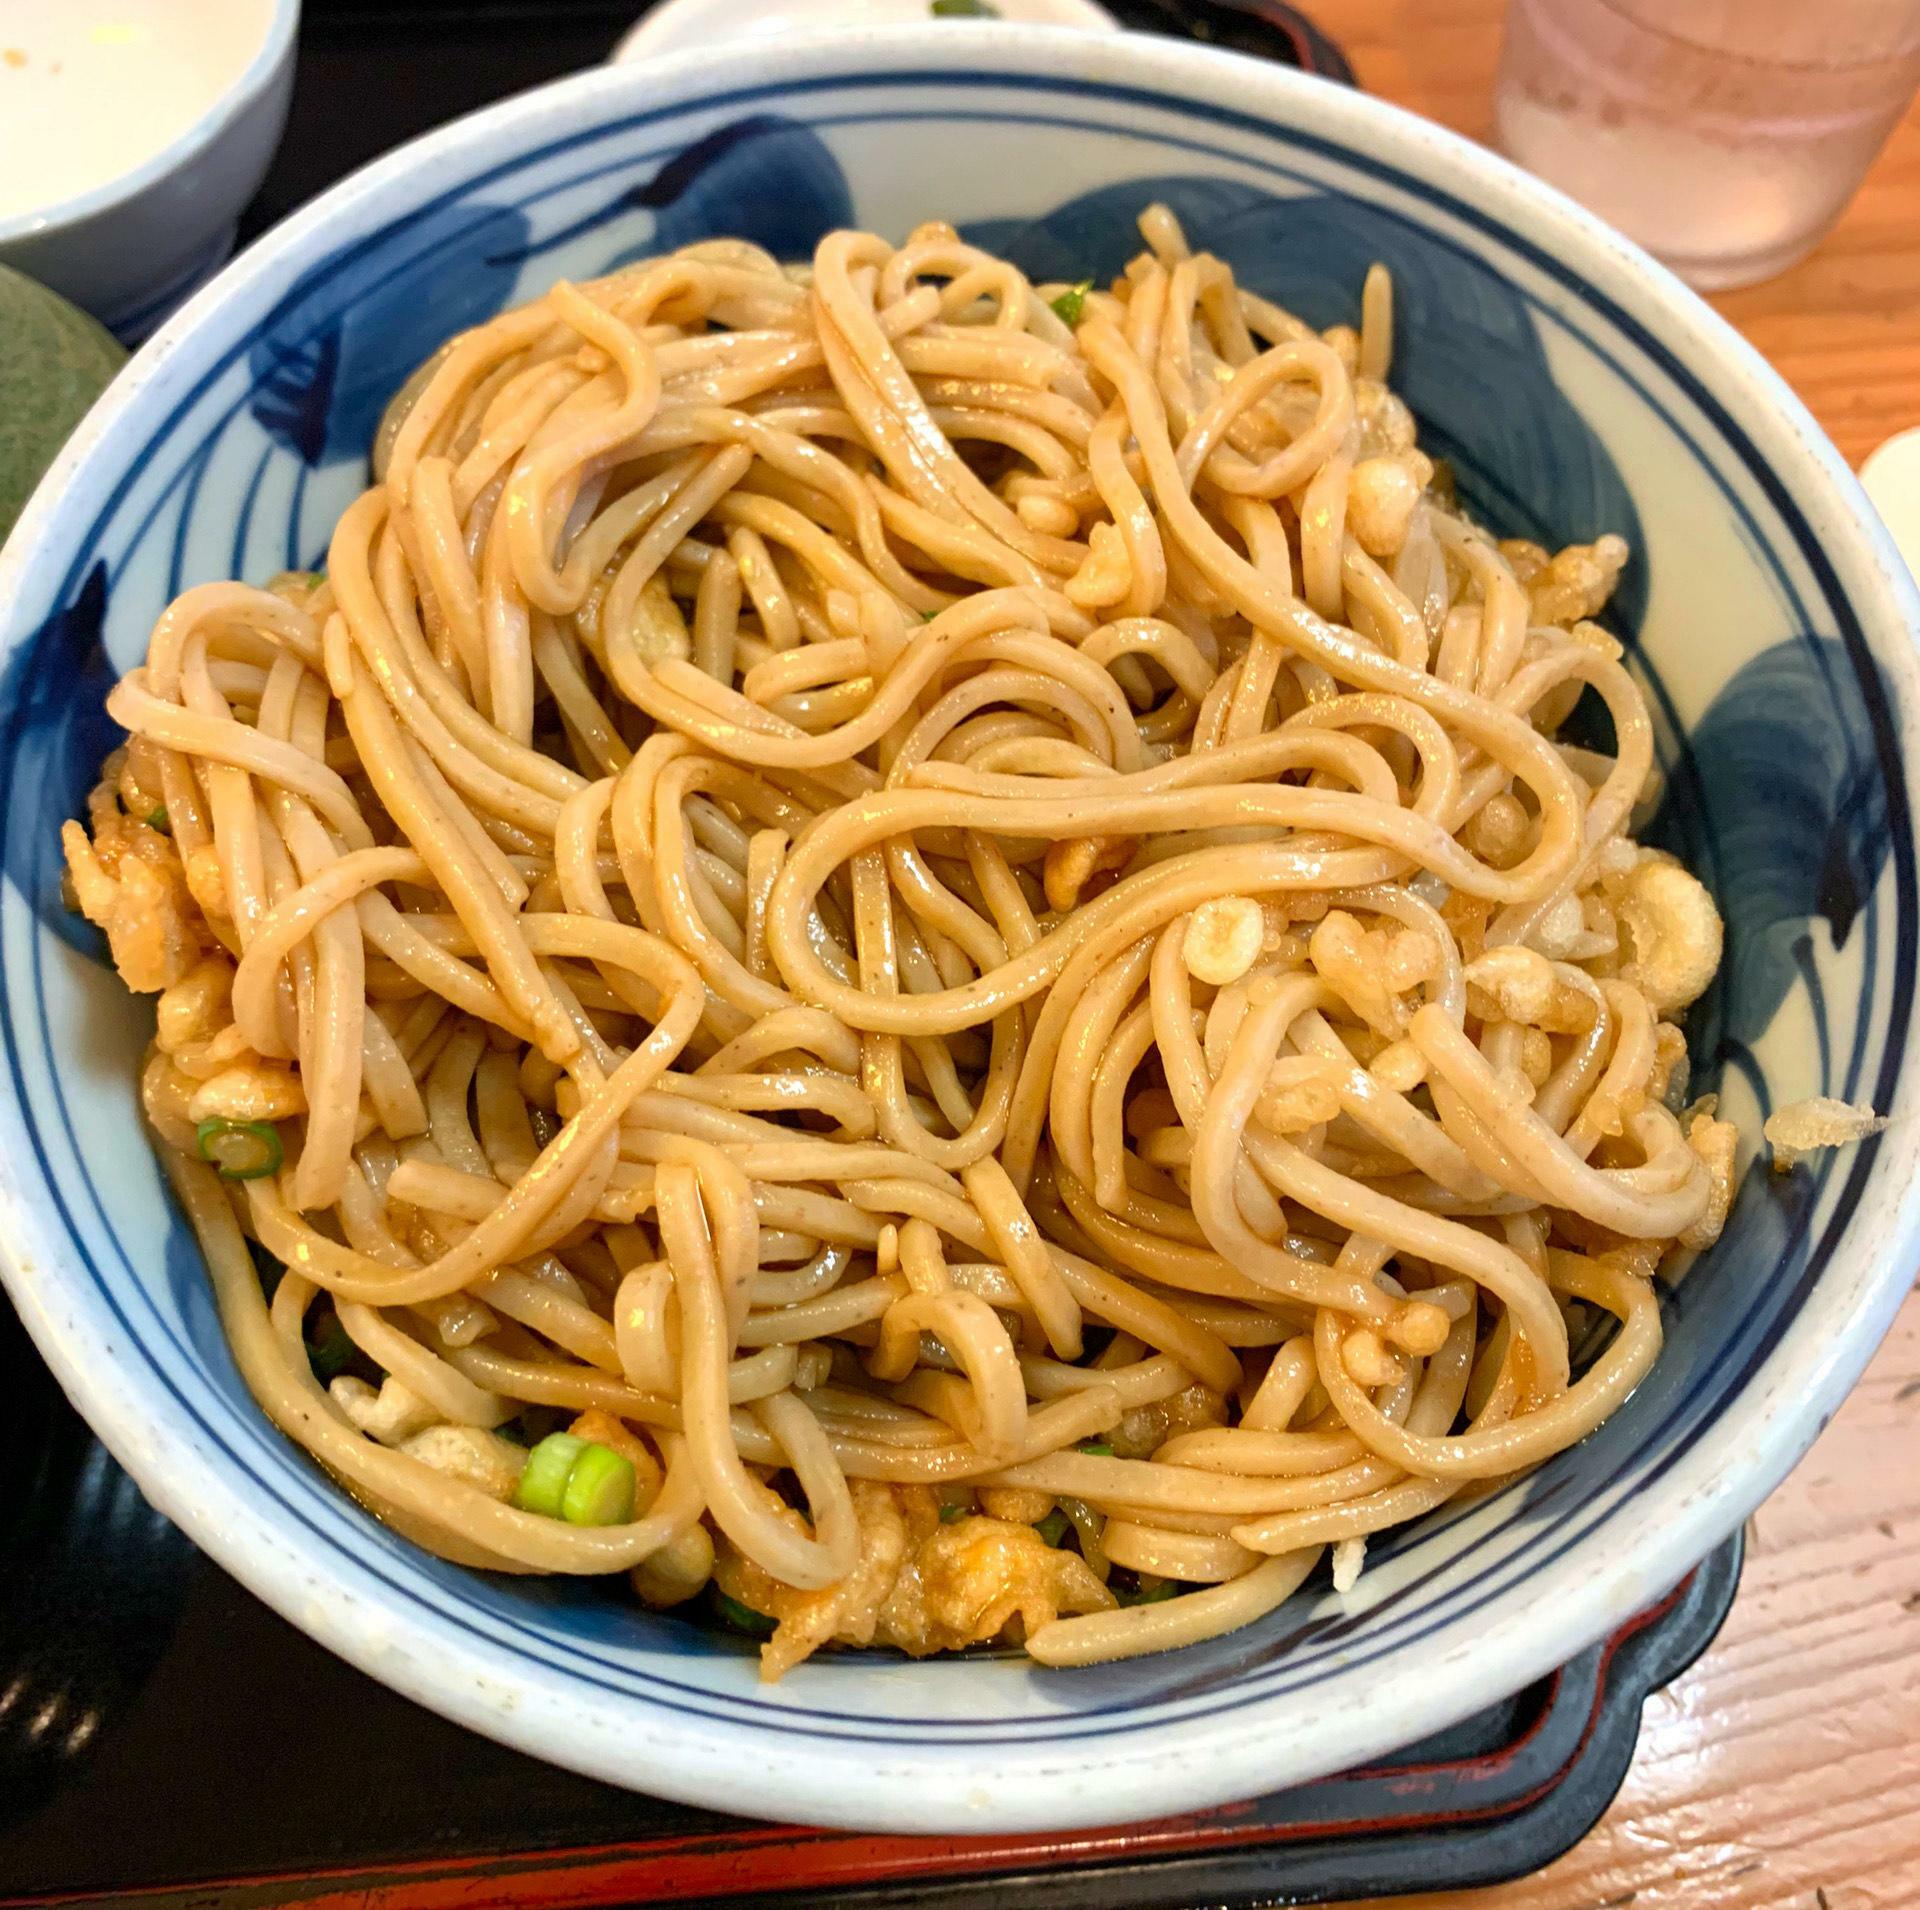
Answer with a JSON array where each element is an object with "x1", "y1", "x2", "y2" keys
[{"x1": 1495, "y1": 0, "x2": 1920, "y2": 289}]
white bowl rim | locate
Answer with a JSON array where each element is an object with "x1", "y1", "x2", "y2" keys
[
  {"x1": 3, "y1": 22, "x2": 1918, "y2": 1833},
  {"x1": 0, "y1": 0, "x2": 302, "y2": 247},
  {"x1": 610, "y1": 0, "x2": 1120, "y2": 64}
]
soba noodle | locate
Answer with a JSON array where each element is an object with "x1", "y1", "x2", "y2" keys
[{"x1": 62, "y1": 209, "x2": 1736, "y2": 1677}]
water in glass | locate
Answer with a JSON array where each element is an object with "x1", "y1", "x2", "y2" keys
[{"x1": 1497, "y1": 0, "x2": 1920, "y2": 289}]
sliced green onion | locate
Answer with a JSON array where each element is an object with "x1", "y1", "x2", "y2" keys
[
  {"x1": 938, "y1": 1501, "x2": 968, "y2": 1524},
  {"x1": 561, "y1": 1441, "x2": 636, "y2": 1526},
  {"x1": 1114, "y1": 1572, "x2": 1181, "y2": 1607},
  {"x1": 513, "y1": 1432, "x2": 586, "y2": 1518},
  {"x1": 514, "y1": 1433, "x2": 637, "y2": 1526},
  {"x1": 144, "y1": 805, "x2": 170, "y2": 835},
  {"x1": 713, "y1": 1589, "x2": 778, "y2": 1637},
  {"x1": 931, "y1": 0, "x2": 999, "y2": 14},
  {"x1": 1034, "y1": 1508, "x2": 1070, "y2": 1547},
  {"x1": 194, "y1": 1118, "x2": 283, "y2": 1180},
  {"x1": 1049, "y1": 279, "x2": 1093, "y2": 327},
  {"x1": 1078, "y1": 1441, "x2": 1113, "y2": 1457},
  {"x1": 305, "y1": 1313, "x2": 353, "y2": 1381},
  {"x1": 922, "y1": 609, "x2": 939, "y2": 622}
]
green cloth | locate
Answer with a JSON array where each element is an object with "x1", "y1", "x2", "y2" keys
[{"x1": 0, "y1": 265, "x2": 126, "y2": 548}]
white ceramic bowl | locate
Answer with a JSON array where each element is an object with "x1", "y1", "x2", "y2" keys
[
  {"x1": 612, "y1": 0, "x2": 1117, "y2": 62},
  {"x1": 0, "y1": 0, "x2": 299, "y2": 338},
  {"x1": 1, "y1": 26, "x2": 1916, "y2": 1835}
]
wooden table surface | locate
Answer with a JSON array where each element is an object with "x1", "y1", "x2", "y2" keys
[{"x1": 1315, "y1": 4, "x2": 1920, "y2": 1904}]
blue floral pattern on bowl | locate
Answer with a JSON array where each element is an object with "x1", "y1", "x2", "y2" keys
[{"x1": 0, "y1": 37, "x2": 1914, "y2": 1832}]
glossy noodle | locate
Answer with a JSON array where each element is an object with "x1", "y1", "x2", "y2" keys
[{"x1": 62, "y1": 209, "x2": 1736, "y2": 1677}]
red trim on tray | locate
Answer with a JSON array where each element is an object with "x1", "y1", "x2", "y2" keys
[{"x1": 0, "y1": 1574, "x2": 1693, "y2": 1910}]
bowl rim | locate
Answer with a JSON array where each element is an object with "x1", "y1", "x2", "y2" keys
[
  {"x1": 610, "y1": 0, "x2": 1121, "y2": 63},
  {"x1": 0, "y1": 0, "x2": 302, "y2": 247},
  {"x1": 2, "y1": 21, "x2": 1918, "y2": 1833}
]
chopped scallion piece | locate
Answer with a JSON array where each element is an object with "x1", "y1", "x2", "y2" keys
[
  {"x1": 305, "y1": 1313, "x2": 353, "y2": 1381},
  {"x1": 513, "y1": 1432, "x2": 586, "y2": 1518},
  {"x1": 931, "y1": 0, "x2": 998, "y2": 14},
  {"x1": 714, "y1": 1589, "x2": 778, "y2": 1637},
  {"x1": 194, "y1": 1118, "x2": 283, "y2": 1180},
  {"x1": 938, "y1": 1501, "x2": 968, "y2": 1524},
  {"x1": 1078, "y1": 1441, "x2": 1113, "y2": 1457},
  {"x1": 1034, "y1": 1508, "x2": 1070, "y2": 1547},
  {"x1": 561, "y1": 1441, "x2": 636, "y2": 1526},
  {"x1": 922, "y1": 609, "x2": 939, "y2": 622},
  {"x1": 1049, "y1": 278, "x2": 1093, "y2": 327},
  {"x1": 144, "y1": 805, "x2": 170, "y2": 834},
  {"x1": 514, "y1": 1433, "x2": 637, "y2": 1526}
]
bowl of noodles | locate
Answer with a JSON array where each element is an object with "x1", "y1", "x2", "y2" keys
[{"x1": 1, "y1": 24, "x2": 1916, "y2": 1835}]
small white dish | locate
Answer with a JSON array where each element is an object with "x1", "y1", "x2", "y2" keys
[
  {"x1": 1862, "y1": 426, "x2": 1920, "y2": 580},
  {"x1": 0, "y1": 0, "x2": 299, "y2": 338},
  {"x1": 613, "y1": 0, "x2": 1116, "y2": 63}
]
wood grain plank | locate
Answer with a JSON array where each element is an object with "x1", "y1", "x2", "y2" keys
[
  {"x1": 1325, "y1": 1295, "x2": 1920, "y2": 1907},
  {"x1": 1303, "y1": 1, "x2": 1920, "y2": 1899}
]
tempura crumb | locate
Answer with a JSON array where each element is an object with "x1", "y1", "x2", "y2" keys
[
  {"x1": 713, "y1": 1482, "x2": 1115, "y2": 1680},
  {"x1": 1678, "y1": 1109, "x2": 1738, "y2": 1250},
  {"x1": 1183, "y1": 896, "x2": 1265, "y2": 986},
  {"x1": 398, "y1": 1424, "x2": 527, "y2": 1501},
  {"x1": 1764, "y1": 1097, "x2": 1888, "y2": 1173},
  {"x1": 1332, "y1": 1536, "x2": 1367, "y2": 1596},
  {"x1": 1610, "y1": 853, "x2": 1722, "y2": 1016},
  {"x1": 331, "y1": 1374, "x2": 439, "y2": 1446}
]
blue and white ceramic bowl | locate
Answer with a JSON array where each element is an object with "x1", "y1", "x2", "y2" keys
[{"x1": 1, "y1": 28, "x2": 1916, "y2": 1834}]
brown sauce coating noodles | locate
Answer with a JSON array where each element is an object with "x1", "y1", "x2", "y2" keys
[{"x1": 61, "y1": 209, "x2": 1734, "y2": 1676}]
